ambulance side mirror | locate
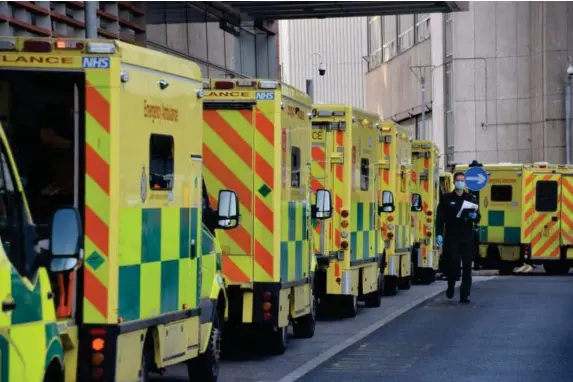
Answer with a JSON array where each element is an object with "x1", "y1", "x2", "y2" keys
[
  {"x1": 411, "y1": 193, "x2": 423, "y2": 212},
  {"x1": 49, "y1": 207, "x2": 82, "y2": 273},
  {"x1": 217, "y1": 190, "x2": 239, "y2": 230},
  {"x1": 379, "y1": 191, "x2": 395, "y2": 213},
  {"x1": 312, "y1": 189, "x2": 332, "y2": 220}
]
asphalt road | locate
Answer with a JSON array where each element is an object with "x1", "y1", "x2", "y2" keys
[{"x1": 300, "y1": 275, "x2": 573, "y2": 382}]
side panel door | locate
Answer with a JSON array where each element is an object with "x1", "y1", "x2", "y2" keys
[
  {"x1": 559, "y1": 175, "x2": 573, "y2": 246},
  {"x1": 526, "y1": 173, "x2": 561, "y2": 259},
  {"x1": 310, "y1": 123, "x2": 329, "y2": 256}
]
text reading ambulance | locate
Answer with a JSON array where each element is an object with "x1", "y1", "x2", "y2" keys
[
  {"x1": 310, "y1": 105, "x2": 383, "y2": 318},
  {"x1": 0, "y1": 37, "x2": 234, "y2": 382},
  {"x1": 202, "y1": 79, "x2": 332, "y2": 355}
]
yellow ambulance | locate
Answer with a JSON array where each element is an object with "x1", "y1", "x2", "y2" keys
[
  {"x1": 0, "y1": 37, "x2": 233, "y2": 382},
  {"x1": 411, "y1": 140, "x2": 441, "y2": 284},
  {"x1": 202, "y1": 79, "x2": 332, "y2": 354},
  {"x1": 310, "y1": 105, "x2": 383, "y2": 318},
  {"x1": 455, "y1": 162, "x2": 573, "y2": 275},
  {"x1": 378, "y1": 121, "x2": 422, "y2": 295}
]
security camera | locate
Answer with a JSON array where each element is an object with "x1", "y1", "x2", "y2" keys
[
  {"x1": 567, "y1": 65, "x2": 573, "y2": 76},
  {"x1": 318, "y1": 62, "x2": 326, "y2": 76}
]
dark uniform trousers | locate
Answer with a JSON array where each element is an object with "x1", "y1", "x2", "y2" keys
[
  {"x1": 443, "y1": 238, "x2": 473, "y2": 297},
  {"x1": 436, "y1": 191, "x2": 480, "y2": 299}
]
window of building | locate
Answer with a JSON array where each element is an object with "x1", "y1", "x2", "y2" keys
[
  {"x1": 491, "y1": 185, "x2": 513, "y2": 202},
  {"x1": 291, "y1": 146, "x2": 301, "y2": 188},
  {"x1": 360, "y1": 158, "x2": 369, "y2": 191},
  {"x1": 382, "y1": 16, "x2": 397, "y2": 62},
  {"x1": 445, "y1": 13, "x2": 453, "y2": 57},
  {"x1": 398, "y1": 14, "x2": 414, "y2": 53},
  {"x1": 367, "y1": 16, "x2": 383, "y2": 71},
  {"x1": 149, "y1": 134, "x2": 174, "y2": 190},
  {"x1": 535, "y1": 181, "x2": 558, "y2": 212},
  {"x1": 415, "y1": 13, "x2": 431, "y2": 42}
]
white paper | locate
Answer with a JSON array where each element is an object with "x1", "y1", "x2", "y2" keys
[{"x1": 456, "y1": 200, "x2": 479, "y2": 218}]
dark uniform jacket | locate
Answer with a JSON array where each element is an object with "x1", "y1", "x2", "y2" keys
[{"x1": 436, "y1": 191, "x2": 481, "y2": 240}]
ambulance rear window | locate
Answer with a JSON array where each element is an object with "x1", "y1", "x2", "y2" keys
[
  {"x1": 491, "y1": 185, "x2": 512, "y2": 202},
  {"x1": 360, "y1": 158, "x2": 369, "y2": 191},
  {"x1": 535, "y1": 180, "x2": 558, "y2": 212},
  {"x1": 149, "y1": 134, "x2": 174, "y2": 191},
  {"x1": 291, "y1": 146, "x2": 301, "y2": 188}
]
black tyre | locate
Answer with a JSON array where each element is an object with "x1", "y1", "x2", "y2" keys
[
  {"x1": 188, "y1": 314, "x2": 222, "y2": 382},
  {"x1": 383, "y1": 276, "x2": 398, "y2": 296},
  {"x1": 338, "y1": 294, "x2": 358, "y2": 318},
  {"x1": 293, "y1": 290, "x2": 317, "y2": 338},
  {"x1": 364, "y1": 274, "x2": 382, "y2": 308},
  {"x1": 417, "y1": 268, "x2": 436, "y2": 285},
  {"x1": 267, "y1": 324, "x2": 288, "y2": 355}
]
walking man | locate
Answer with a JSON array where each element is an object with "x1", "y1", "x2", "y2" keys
[{"x1": 435, "y1": 172, "x2": 480, "y2": 303}]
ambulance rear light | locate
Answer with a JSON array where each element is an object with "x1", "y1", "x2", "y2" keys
[
  {"x1": 387, "y1": 232, "x2": 394, "y2": 240},
  {"x1": 237, "y1": 79, "x2": 257, "y2": 87},
  {"x1": 333, "y1": 111, "x2": 345, "y2": 116},
  {"x1": 263, "y1": 312, "x2": 272, "y2": 321},
  {"x1": 202, "y1": 81, "x2": 211, "y2": 89},
  {"x1": 258, "y1": 80, "x2": 278, "y2": 89},
  {"x1": 91, "y1": 338, "x2": 105, "y2": 351},
  {"x1": 426, "y1": 231, "x2": 432, "y2": 237},
  {"x1": 341, "y1": 231, "x2": 349, "y2": 239},
  {"x1": 317, "y1": 110, "x2": 332, "y2": 117},
  {"x1": 426, "y1": 211, "x2": 432, "y2": 216},
  {"x1": 341, "y1": 209, "x2": 349, "y2": 218},
  {"x1": 341, "y1": 220, "x2": 349, "y2": 228},
  {"x1": 422, "y1": 143, "x2": 432, "y2": 149},
  {"x1": 87, "y1": 42, "x2": 115, "y2": 54},
  {"x1": 92, "y1": 368, "x2": 104, "y2": 380},
  {"x1": 387, "y1": 215, "x2": 394, "y2": 222},
  {"x1": 0, "y1": 39, "x2": 16, "y2": 51},
  {"x1": 23, "y1": 40, "x2": 52, "y2": 52},
  {"x1": 340, "y1": 241, "x2": 349, "y2": 250},
  {"x1": 214, "y1": 80, "x2": 235, "y2": 89},
  {"x1": 263, "y1": 291, "x2": 272, "y2": 301},
  {"x1": 55, "y1": 40, "x2": 84, "y2": 50}
]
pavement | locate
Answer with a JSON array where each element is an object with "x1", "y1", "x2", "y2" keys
[
  {"x1": 300, "y1": 274, "x2": 573, "y2": 382},
  {"x1": 152, "y1": 275, "x2": 495, "y2": 382}
]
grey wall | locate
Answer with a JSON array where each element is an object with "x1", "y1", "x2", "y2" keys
[
  {"x1": 365, "y1": 38, "x2": 432, "y2": 119},
  {"x1": 451, "y1": 1, "x2": 573, "y2": 165}
]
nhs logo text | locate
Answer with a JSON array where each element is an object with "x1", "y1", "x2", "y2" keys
[{"x1": 82, "y1": 57, "x2": 110, "y2": 69}]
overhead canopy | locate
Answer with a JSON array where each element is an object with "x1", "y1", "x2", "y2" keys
[{"x1": 147, "y1": 1, "x2": 469, "y2": 28}]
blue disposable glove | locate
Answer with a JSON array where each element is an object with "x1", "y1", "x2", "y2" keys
[
  {"x1": 436, "y1": 235, "x2": 443, "y2": 246},
  {"x1": 468, "y1": 211, "x2": 477, "y2": 220}
]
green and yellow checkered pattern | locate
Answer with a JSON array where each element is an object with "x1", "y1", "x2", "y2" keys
[
  {"x1": 0, "y1": 266, "x2": 64, "y2": 381},
  {"x1": 280, "y1": 201, "x2": 310, "y2": 283},
  {"x1": 479, "y1": 209, "x2": 521, "y2": 244},
  {"x1": 117, "y1": 207, "x2": 200, "y2": 322},
  {"x1": 350, "y1": 202, "x2": 377, "y2": 262},
  {"x1": 394, "y1": 201, "x2": 411, "y2": 253}
]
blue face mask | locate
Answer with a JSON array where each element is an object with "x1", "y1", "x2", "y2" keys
[{"x1": 455, "y1": 181, "x2": 465, "y2": 190}]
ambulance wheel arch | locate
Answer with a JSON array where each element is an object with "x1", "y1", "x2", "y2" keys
[{"x1": 43, "y1": 358, "x2": 64, "y2": 382}]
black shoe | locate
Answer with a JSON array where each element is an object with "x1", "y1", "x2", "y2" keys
[
  {"x1": 446, "y1": 285, "x2": 454, "y2": 299},
  {"x1": 460, "y1": 297, "x2": 470, "y2": 304}
]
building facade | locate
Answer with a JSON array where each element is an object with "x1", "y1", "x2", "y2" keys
[
  {"x1": 279, "y1": 17, "x2": 368, "y2": 108},
  {"x1": 0, "y1": 1, "x2": 278, "y2": 79},
  {"x1": 366, "y1": 2, "x2": 573, "y2": 168}
]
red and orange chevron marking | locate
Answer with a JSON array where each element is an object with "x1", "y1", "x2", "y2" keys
[
  {"x1": 84, "y1": 74, "x2": 111, "y2": 323},
  {"x1": 524, "y1": 173, "x2": 560, "y2": 258},
  {"x1": 203, "y1": 107, "x2": 275, "y2": 283},
  {"x1": 560, "y1": 176, "x2": 573, "y2": 245},
  {"x1": 332, "y1": 131, "x2": 344, "y2": 248}
]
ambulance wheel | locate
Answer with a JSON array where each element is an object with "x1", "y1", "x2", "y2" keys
[
  {"x1": 188, "y1": 313, "x2": 222, "y2": 382},
  {"x1": 293, "y1": 292, "x2": 316, "y2": 338},
  {"x1": 383, "y1": 276, "x2": 398, "y2": 296},
  {"x1": 543, "y1": 262, "x2": 570, "y2": 275},
  {"x1": 364, "y1": 274, "x2": 382, "y2": 308},
  {"x1": 418, "y1": 268, "x2": 436, "y2": 285},
  {"x1": 267, "y1": 325, "x2": 289, "y2": 355},
  {"x1": 341, "y1": 295, "x2": 358, "y2": 318}
]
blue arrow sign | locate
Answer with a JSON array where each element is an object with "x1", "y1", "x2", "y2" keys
[{"x1": 464, "y1": 166, "x2": 488, "y2": 191}]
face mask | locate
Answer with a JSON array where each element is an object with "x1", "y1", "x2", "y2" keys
[{"x1": 455, "y1": 181, "x2": 465, "y2": 190}]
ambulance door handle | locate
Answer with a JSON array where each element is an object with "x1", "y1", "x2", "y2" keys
[
  {"x1": 552, "y1": 216, "x2": 559, "y2": 222},
  {"x1": 2, "y1": 300, "x2": 16, "y2": 312},
  {"x1": 190, "y1": 239, "x2": 197, "y2": 259}
]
